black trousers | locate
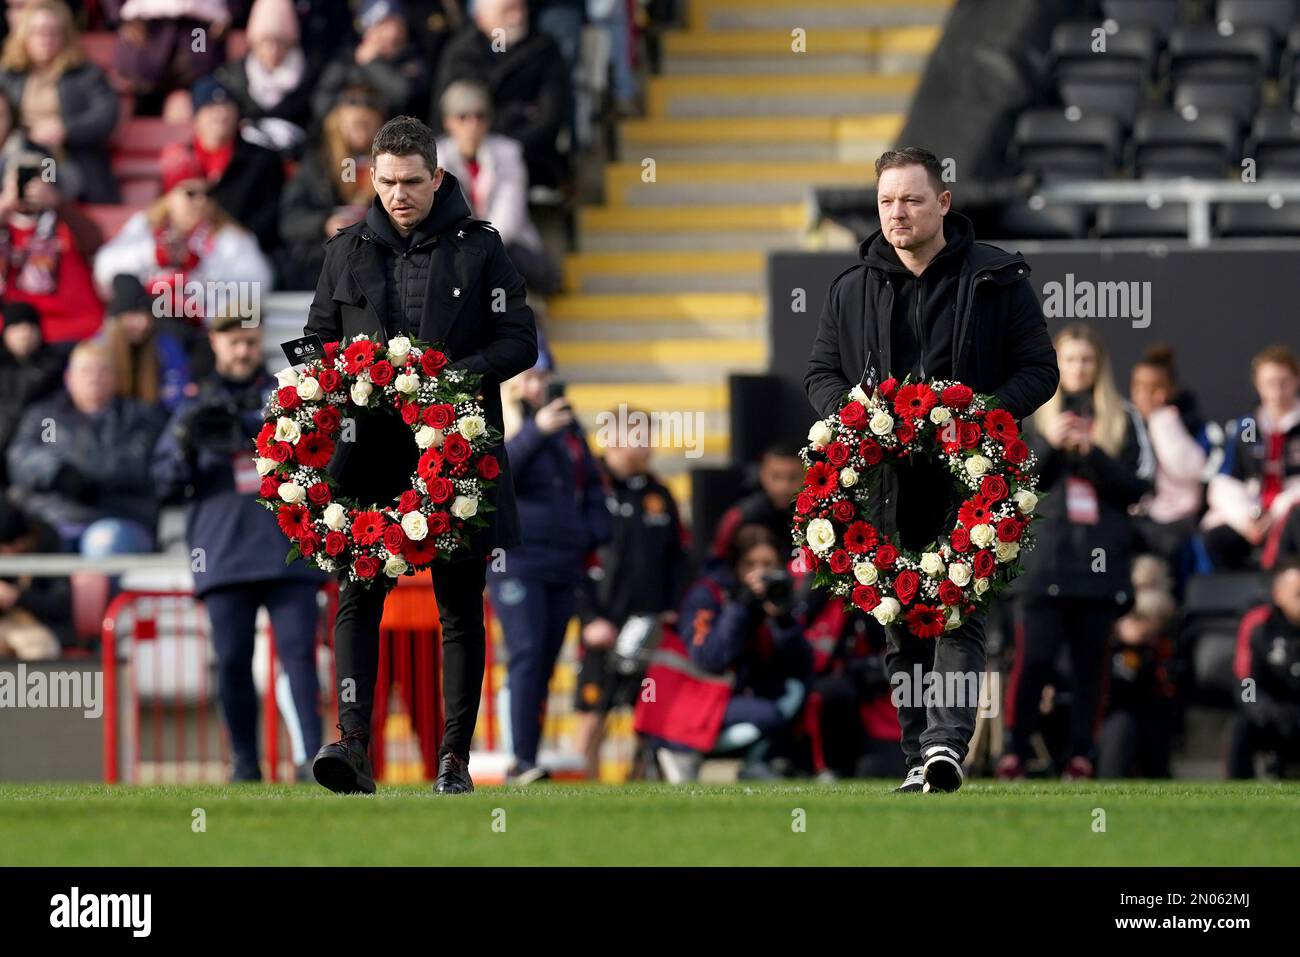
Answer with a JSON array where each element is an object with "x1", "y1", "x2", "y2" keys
[{"x1": 333, "y1": 556, "x2": 488, "y2": 759}]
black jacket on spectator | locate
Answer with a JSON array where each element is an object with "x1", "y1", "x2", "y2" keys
[
  {"x1": 215, "y1": 54, "x2": 317, "y2": 133},
  {"x1": 277, "y1": 149, "x2": 348, "y2": 290},
  {"x1": 0, "y1": 339, "x2": 63, "y2": 482},
  {"x1": 211, "y1": 134, "x2": 286, "y2": 254},
  {"x1": 311, "y1": 43, "x2": 431, "y2": 123},
  {"x1": 432, "y1": 24, "x2": 570, "y2": 188},
  {"x1": 1, "y1": 512, "x2": 73, "y2": 648},
  {"x1": 1017, "y1": 395, "x2": 1154, "y2": 608},
  {"x1": 0, "y1": 63, "x2": 120, "y2": 204},
  {"x1": 304, "y1": 171, "x2": 538, "y2": 552},
  {"x1": 1241, "y1": 605, "x2": 1300, "y2": 735}
]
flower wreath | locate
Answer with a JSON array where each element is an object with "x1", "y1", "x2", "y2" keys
[
  {"x1": 792, "y1": 377, "x2": 1042, "y2": 638},
  {"x1": 253, "y1": 333, "x2": 502, "y2": 587}
]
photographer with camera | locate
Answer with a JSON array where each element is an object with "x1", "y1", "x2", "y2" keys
[
  {"x1": 152, "y1": 313, "x2": 325, "y2": 782},
  {"x1": 659, "y1": 524, "x2": 812, "y2": 781}
]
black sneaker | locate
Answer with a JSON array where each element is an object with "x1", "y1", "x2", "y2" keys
[
  {"x1": 895, "y1": 766, "x2": 925, "y2": 792},
  {"x1": 922, "y1": 745, "x2": 964, "y2": 793},
  {"x1": 435, "y1": 750, "x2": 475, "y2": 794},
  {"x1": 505, "y1": 763, "x2": 550, "y2": 786},
  {"x1": 312, "y1": 725, "x2": 376, "y2": 795}
]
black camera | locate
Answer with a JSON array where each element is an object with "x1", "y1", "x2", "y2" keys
[
  {"x1": 760, "y1": 568, "x2": 793, "y2": 614},
  {"x1": 177, "y1": 382, "x2": 266, "y2": 455}
]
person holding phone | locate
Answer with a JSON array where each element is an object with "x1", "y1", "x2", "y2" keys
[{"x1": 490, "y1": 346, "x2": 611, "y2": 783}]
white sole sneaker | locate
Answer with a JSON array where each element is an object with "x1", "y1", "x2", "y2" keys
[
  {"x1": 895, "y1": 766, "x2": 925, "y2": 792},
  {"x1": 922, "y1": 746, "x2": 964, "y2": 793}
]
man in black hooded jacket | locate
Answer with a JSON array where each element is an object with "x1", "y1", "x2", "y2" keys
[{"x1": 804, "y1": 147, "x2": 1059, "y2": 794}]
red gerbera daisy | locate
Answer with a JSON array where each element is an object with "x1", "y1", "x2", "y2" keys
[
  {"x1": 894, "y1": 383, "x2": 938, "y2": 421},
  {"x1": 402, "y1": 537, "x2": 439, "y2": 566},
  {"x1": 351, "y1": 509, "x2": 386, "y2": 545},
  {"x1": 905, "y1": 603, "x2": 947, "y2": 639},
  {"x1": 843, "y1": 521, "x2": 879, "y2": 554},
  {"x1": 957, "y1": 495, "x2": 994, "y2": 529},
  {"x1": 804, "y1": 461, "x2": 839, "y2": 499},
  {"x1": 276, "y1": 504, "x2": 310, "y2": 539},
  {"x1": 342, "y1": 339, "x2": 379, "y2": 374},
  {"x1": 984, "y1": 408, "x2": 1018, "y2": 445},
  {"x1": 293, "y1": 432, "x2": 335, "y2": 468}
]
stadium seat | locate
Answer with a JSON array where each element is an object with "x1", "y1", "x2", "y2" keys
[
  {"x1": 1052, "y1": 23, "x2": 1157, "y2": 126},
  {"x1": 1216, "y1": 199, "x2": 1300, "y2": 235},
  {"x1": 79, "y1": 31, "x2": 116, "y2": 74},
  {"x1": 1216, "y1": 0, "x2": 1298, "y2": 35},
  {"x1": 1102, "y1": 0, "x2": 1181, "y2": 39},
  {"x1": 110, "y1": 117, "x2": 190, "y2": 155},
  {"x1": 1172, "y1": 77, "x2": 1260, "y2": 125},
  {"x1": 119, "y1": 177, "x2": 162, "y2": 206},
  {"x1": 1168, "y1": 24, "x2": 1278, "y2": 81},
  {"x1": 1010, "y1": 108, "x2": 1123, "y2": 180},
  {"x1": 79, "y1": 203, "x2": 145, "y2": 242},
  {"x1": 1178, "y1": 571, "x2": 1269, "y2": 705},
  {"x1": 1133, "y1": 108, "x2": 1241, "y2": 178},
  {"x1": 1095, "y1": 201, "x2": 1190, "y2": 237},
  {"x1": 994, "y1": 199, "x2": 1090, "y2": 239},
  {"x1": 1246, "y1": 108, "x2": 1300, "y2": 176}
]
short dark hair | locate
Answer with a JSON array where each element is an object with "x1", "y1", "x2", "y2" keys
[
  {"x1": 371, "y1": 115, "x2": 439, "y2": 174},
  {"x1": 728, "y1": 523, "x2": 779, "y2": 569},
  {"x1": 874, "y1": 146, "x2": 945, "y2": 195}
]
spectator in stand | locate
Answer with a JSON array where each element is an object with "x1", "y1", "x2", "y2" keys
[
  {"x1": 1095, "y1": 555, "x2": 1179, "y2": 779},
  {"x1": 0, "y1": 301, "x2": 62, "y2": 484},
  {"x1": 711, "y1": 442, "x2": 803, "y2": 560},
  {"x1": 110, "y1": 0, "x2": 230, "y2": 113},
  {"x1": 0, "y1": 0, "x2": 120, "y2": 203},
  {"x1": 1226, "y1": 558, "x2": 1300, "y2": 779},
  {"x1": 6, "y1": 338, "x2": 164, "y2": 555},
  {"x1": 999, "y1": 323, "x2": 1154, "y2": 781},
  {"x1": 433, "y1": 0, "x2": 571, "y2": 189},
  {"x1": 277, "y1": 85, "x2": 383, "y2": 290},
  {"x1": 574, "y1": 409, "x2": 690, "y2": 779},
  {"x1": 656, "y1": 525, "x2": 813, "y2": 782},
  {"x1": 1128, "y1": 343, "x2": 1209, "y2": 576},
  {"x1": 152, "y1": 311, "x2": 326, "y2": 782},
  {"x1": 0, "y1": 499, "x2": 71, "y2": 659},
  {"x1": 100, "y1": 273, "x2": 205, "y2": 412},
  {"x1": 214, "y1": 0, "x2": 317, "y2": 155},
  {"x1": 1201, "y1": 346, "x2": 1300, "y2": 570},
  {"x1": 92, "y1": 143, "x2": 273, "y2": 320},
  {"x1": 312, "y1": 0, "x2": 430, "y2": 123},
  {"x1": 491, "y1": 349, "x2": 612, "y2": 783},
  {"x1": 1267, "y1": 504, "x2": 1300, "y2": 570}
]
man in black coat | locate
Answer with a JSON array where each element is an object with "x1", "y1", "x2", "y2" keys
[
  {"x1": 804, "y1": 147, "x2": 1059, "y2": 794},
  {"x1": 305, "y1": 115, "x2": 537, "y2": 795}
]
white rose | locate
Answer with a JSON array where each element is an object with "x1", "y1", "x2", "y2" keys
[
  {"x1": 948, "y1": 562, "x2": 973, "y2": 587},
  {"x1": 296, "y1": 376, "x2": 322, "y2": 401},
  {"x1": 869, "y1": 410, "x2": 894, "y2": 436},
  {"x1": 394, "y1": 372, "x2": 420, "y2": 395},
  {"x1": 1014, "y1": 489, "x2": 1038, "y2": 514},
  {"x1": 322, "y1": 503, "x2": 348, "y2": 530},
  {"x1": 872, "y1": 597, "x2": 901, "y2": 625},
  {"x1": 849, "y1": 385, "x2": 869, "y2": 405},
  {"x1": 969, "y1": 523, "x2": 995, "y2": 548},
  {"x1": 349, "y1": 380, "x2": 372, "y2": 406},
  {"x1": 400, "y1": 511, "x2": 429, "y2": 541},
  {"x1": 383, "y1": 554, "x2": 409, "y2": 577},
  {"x1": 964, "y1": 455, "x2": 992, "y2": 478},
  {"x1": 853, "y1": 562, "x2": 878, "y2": 586},
  {"x1": 254, "y1": 457, "x2": 277, "y2": 476},
  {"x1": 458, "y1": 415, "x2": 486, "y2": 440},
  {"x1": 919, "y1": 552, "x2": 946, "y2": 577},
  {"x1": 808, "y1": 420, "x2": 833, "y2": 449},
  {"x1": 805, "y1": 518, "x2": 835, "y2": 554},
  {"x1": 994, "y1": 540, "x2": 1020, "y2": 562},
  {"x1": 974, "y1": 577, "x2": 990, "y2": 595},
  {"x1": 929, "y1": 406, "x2": 952, "y2": 425},
  {"x1": 274, "y1": 416, "x2": 301, "y2": 445},
  {"x1": 274, "y1": 367, "x2": 299, "y2": 388},
  {"x1": 839, "y1": 467, "x2": 859, "y2": 487},
  {"x1": 415, "y1": 425, "x2": 438, "y2": 449},
  {"x1": 451, "y1": 495, "x2": 479, "y2": 519},
  {"x1": 944, "y1": 607, "x2": 962, "y2": 631},
  {"x1": 386, "y1": 336, "x2": 412, "y2": 360},
  {"x1": 277, "y1": 482, "x2": 305, "y2": 504}
]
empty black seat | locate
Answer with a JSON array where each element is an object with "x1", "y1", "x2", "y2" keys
[
  {"x1": 1168, "y1": 24, "x2": 1278, "y2": 80},
  {"x1": 1248, "y1": 109, "x2": 1300, "y2": 175},
  {"x1": 1216, "y1": 200, "x2": 1300, "y2": 235},
  {"x1": 1011, "y1": 108, "x2": 1123, "y2": 180},
  {"x1": 1102, "y1": 0, "x2": 1180, "y2": 38},
  {"x1": 1133, "y1": 108, "x2": 1241, "y2": 177},
  {"x1": 1096, "y1": 201, "x2": 1190, "y2": 237},
  {"x1": 1173, "y1": 77, "x2": 1260, "y2": 124},
  {"x1": 995, "y1": 200, "x2": 1090, "y2": 240},
  {"x1": 1217, "y1": 0, "x2": 1297, "y2": 34},
  {"x1": 1053, "y1": 22, "x2": 1156, "y2": 125}
]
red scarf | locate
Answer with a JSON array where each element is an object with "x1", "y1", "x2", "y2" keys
[
  {"x1": 193, "y1": 137, "x2": 234, "y2": 182},
  {"x1": 150, "y1": 221, "x2": 214, "y2": 320}
]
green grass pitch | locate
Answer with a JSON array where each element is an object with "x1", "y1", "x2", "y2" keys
[{"x1": 2, "y1": 781, "x2": 1297, "y2": 866}]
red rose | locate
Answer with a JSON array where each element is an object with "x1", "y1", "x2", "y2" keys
[
  {"x1": 258, "y1": 475, "x2": 279, "y2": 498},
  {"x1": 894, "y1": 569, "x2": 920, "y2": 605},
  {"x1": 427, "y1": 477, "x2": 454, "y2": 503},
  {"x1": 831, "y1": 500, "x2": 855, "y2": 524},
  {"x1": 829, "y1": 549, "x2": 852, "y2": 574},
  {"x1": 307, "y1": 482, "x2": 331, "y2": 506},
  {"x1": 398, "y1": 490, "x2": 421, "y2": 513},
  {"x1": 875, "y1": 543, "x2": 898, "y2": 568},
  {"x1": 317, "y1": 368, "x2": 341, "y2": 393},
  {"x1": 996, "y1": 517, "x2": 1023, "y2": 542},
  {"x1": 878, "y1": 377, "x2": 898, "y2": 400},
  {"x1": 428, "y1": 512, "x2": 451, "y2": 535},
  {"x1": 476, "y1": 455, "x2": 500, "y2": 480},
  {"x1": 353, "y1": 554, "x2": 380, "y2": 579},
  {"x1": 795, "y1": 492, "x2": 815, "y2": 515},
  {"x1": 938, "y1": 579, "x2": 964, "y2": 605},
  {"x1": 940, "y1": 384, "x2": 974, "y2": 409},
  {"x1": 423, "y1": 404, "x2": 455, "y2": 430},
  {"x1": 382, "y1": 524, "x2": 407, "y2": 553},
  {"x1": 324, "y1": 531, "x2": 347, "y2": 556},
  {"x1": 1004, "y1": 439, "x2": 1029, "y2": 464},
  {"x1": 269, "y1": 442, "x2": 293, "y2": 463},
  {"x1": 299, "y1": 530, "x2": 321, "y2": 557},
  {"x1": 369, "y1": 359, "x2": 395, "y2": 386},
  {"x1": 276, "y1": 386, "x2": 301, "y2": 411},
  {"x1": 950, "y1": 527, "x2": 971, "y2": 552},
  {"x1": 959, "y1": 422, "x2": 981, "y2": 449},
  {"x1": 421, "y1": 350, "x2": 449, "y2": 376},
  {"x1": 839, "y1": 401, "x2": 868, "y2": 430},
  {"x1": 973, "y1": 549, "x2": 996, "y2": 579},
  {"x1": 981, "y1": 475, "x2": 1008, "y2": 502},
  {"x1": 825, "y1": 441, "x2": 850, "y2": 467},
  {"x1": 313, "y1": 406, "x2": 341, "y2": 433},
  {"x1": 395, "y1": 401, "x2": 416, "y2": 425},
  {"x1": 442, "y1": 432, "x2": 471, "y2": 464},
  {"x1": 852, "y1": 585, "x2": 881, "y2": 612},
  {"x1": 896, "y1": 422, "x2": 915, "y2": 445},
  {"x1": 323, "y1": 340, "x2": 340, "y2": 364}
]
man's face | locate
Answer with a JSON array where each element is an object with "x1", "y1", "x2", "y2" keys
[
  {"x1": 66, "y1": 352, "x2": 115, "y2": 413},
  {"x1": 372, "y1": 153, "x2": 441, "y2": 235},
  {"x1": 2, "y1": 323, "x2": 39, "y2": 358},
  {"x1": 759, "y1": 453, "x2": 803, "y2": 511},
  {"x1": 604, "y1": 439, "x2": 652, "y2": 478},
  {"x1": 444, "y1": 106, "x2": 489, "y2": 154},
  {"x1": 475, "y1": 0, "x2": 528, "y2": 45},
  {"x1": 876, "y1": 164, "x2": 950, "y2": 253},
  {"x1": 1255, "y1": 360, "x2": 1299, "y2": 414},
  {"x1": 1273, "y1": 568, "x2": 1300, "y2": 624},
  {"x1": 193, "y1": 102, "x2": 239, "y2": 150},
  {"x1": 209, "y1": 326, "x2": 264, "y2": 381}
]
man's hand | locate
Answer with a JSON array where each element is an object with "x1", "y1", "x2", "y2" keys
[
  {"x1": 582, "y1": 618, "x2": 617, "y2": 649},
  {"x1": 1245, "y1": 514, "x2": 1273, "y2": 546},
  {"x1": 534, "y1": 398, "x2": 574, "y2": 435}
]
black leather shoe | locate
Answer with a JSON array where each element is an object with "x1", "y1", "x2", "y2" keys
[
  {"x1": 312, "y1": 725, "x2": 376, "y2": 794},
  {"x1": 434, "y1": 750, "x2": 474, "y2": 794}
]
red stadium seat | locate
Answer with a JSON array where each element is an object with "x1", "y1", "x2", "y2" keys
[
  {"x1": 79, "y1": 31, "x2": 116, "y2": 74},
  {"x1": 118, "y1": 176, "x2": 162, "y2": 205},
  {"x1": 78, "y1": 202, "x2": 146, "y2": 242},
  {"x1": 226, "y1": 28, "x2": 248, "y2": 60},
  {"x1": 110, "y1": 117, "x2": 190, "y2": 156}
]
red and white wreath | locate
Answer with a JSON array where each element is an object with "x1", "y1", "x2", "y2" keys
[
  {"x1": 252, "y1": 333, "x2": 502, "y2": 586},
  {"x1": 793, "y1": 377, "x2": 1041, "y2": 638}
]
